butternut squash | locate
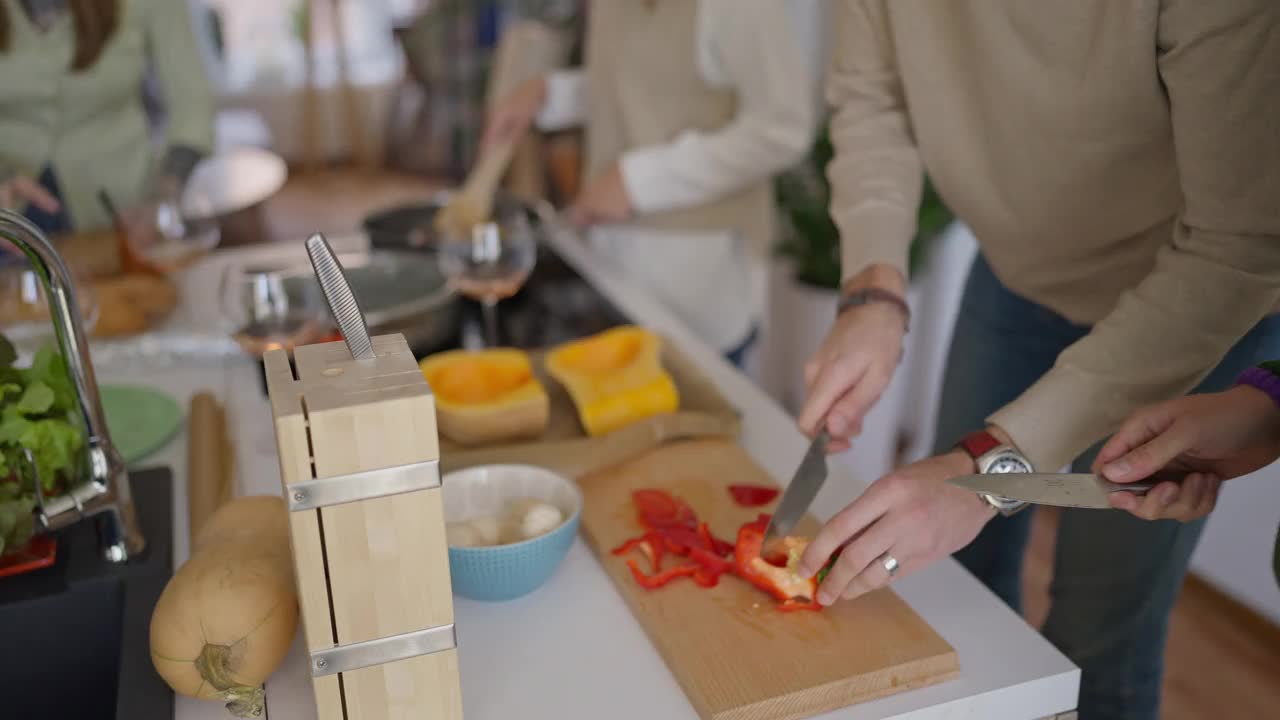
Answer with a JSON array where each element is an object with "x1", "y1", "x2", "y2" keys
[
  {"x1": 419, "y1": 348, "x2": 550, "y2": 445},
  {"x1": 149, "y1": 496, "x2": 298, "y2": 718},
  {"x1": 545, "y1": 325, "x2": 679, "y2": 436}
]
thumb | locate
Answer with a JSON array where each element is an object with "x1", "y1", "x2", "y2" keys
[{"x1": 1101, "y1": 422, "x2": 1191, "y2": 483}]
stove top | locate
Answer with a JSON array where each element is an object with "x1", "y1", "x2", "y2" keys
[{"x1": 419, "y1": 242, "x2": 631, "y2": 355}]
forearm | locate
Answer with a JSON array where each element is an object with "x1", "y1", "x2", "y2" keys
[
  {"x1": 158, "y1": 145, "x2": 204, "y2": 188},
  {"x1": 147, "y1": 0, "x2": 215, "y2": 159},
  {"x1": 990, "y1": 225, "x2": 1280, "y2": 472}
]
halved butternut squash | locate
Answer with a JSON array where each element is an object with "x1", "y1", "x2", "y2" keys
[
  {"x1": 545, "y1": 326, "x2": 679, "y2": 436},
  {"x1": 419, "y1": 348, "x2": 550, "y2": 445}
]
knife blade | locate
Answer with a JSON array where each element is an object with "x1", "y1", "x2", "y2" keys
[
  {"x1": 764, "y1": 431, "x2": 830, "y2": 542},
  {"x1": 947, "y1": 473, "x2": 1161, "y2": 509}
]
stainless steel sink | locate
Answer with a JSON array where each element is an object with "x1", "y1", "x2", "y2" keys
[{"x1": 0, "y1": 468, "x2": 174, "y2": 719}]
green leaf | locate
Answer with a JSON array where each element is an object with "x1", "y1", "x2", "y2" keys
[
  {"x1": 16, "y1": 382, "x2": 55, "y2": 415},
  {"x1": 0, "y1": 408, "x2": 31, "y2": 445},
  {"x1": 0, "y1": 334, "x2": 15, "y2": 368},
  {"x1": 0, "y1": 494, "x2": 36, "y2": 556},
  {"x1": 18, "y1": 418, "x2": 83, "y2": 491},
  {"x1": 23, "y1": 343, "x2": 76, "y2": 413}
]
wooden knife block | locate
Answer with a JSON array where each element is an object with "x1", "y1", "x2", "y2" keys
[{"x1": 264, "y1": 334, "x2": 463, "y2": 720}]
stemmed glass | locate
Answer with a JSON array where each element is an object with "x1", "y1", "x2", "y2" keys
[
  {"x1": 116, "y1": 188, "x2": 221, "y2": 274},
  {"x1": 218, "y1": 263, "x2": 332, "y2": 358},
  {"x1": 0, "y1": 254, "x2": 99, "y2": 358},
  {"x1": 435, "y1": 210, "x2": 537, "y2": 347}
]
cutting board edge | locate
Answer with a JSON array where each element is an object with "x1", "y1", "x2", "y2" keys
[{"x1": 708, "y1": 650, "x2": 962, "y2": 720}]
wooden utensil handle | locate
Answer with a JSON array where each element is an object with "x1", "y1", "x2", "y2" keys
[
  {"x1": 464, "y1": 135, "x2": 520, "y2": 202},
  {"x1": 187, "y1": 392, "x2": 231, "y2": 541}
]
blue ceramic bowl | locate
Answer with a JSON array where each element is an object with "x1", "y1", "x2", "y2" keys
[{"x1": 442, "y1": 464, "x2": 582, "y2": 602}]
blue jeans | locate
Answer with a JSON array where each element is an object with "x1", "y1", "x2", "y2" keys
[
  {"x1": 723, "y1": 325, "x2": 758, "y2": 370},
  {"x1": 934, "y1": 255, "x2": 1280, "y2": 720}
]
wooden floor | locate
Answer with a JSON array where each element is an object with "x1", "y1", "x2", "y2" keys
[
  {"x1": 264, "y1": 167, "x2": 1280, "y2": 720},
  {"x1": 1022, "y1": 508, "x2": 1280, "y2": 719}
]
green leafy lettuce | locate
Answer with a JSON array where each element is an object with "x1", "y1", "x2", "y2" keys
[{"x1": 0, "y1": 333, "x2": 85, "y2": 555}]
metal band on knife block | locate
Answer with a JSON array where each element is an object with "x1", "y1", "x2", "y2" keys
[
  {"x1": 310, "y1": 624, "x2": 458, "y2": 678},
  {"x1": 286, "y1": 459, "x2": 442, "y2": 511}
]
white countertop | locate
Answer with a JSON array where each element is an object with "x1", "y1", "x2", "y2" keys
[{"x1": 95, "y1": 221, "x2": 1078, "y2": 720}]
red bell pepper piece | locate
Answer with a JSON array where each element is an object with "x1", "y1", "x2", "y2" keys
[
  {"x1": 656, "y1": 525, "x2": 705, "y2": 555},
  {"x1": 696, "y1": 522, "x2": 734, "y2": 557},
  {"x1": 627, "y1": 558, "x2": 698, "y2": 589},
  {"x1": 633, "y1": 489, "x2": 698, "y2": 530},
  {"x1": 727, "y1": 484, "x2": 780, "y2": 507},
  {"x1": 611, "y1": 531, "x2": 667, "y2": 573},
  {"x1": 688, "y1": 546, "x2": 732, "y2": 587},
  {"x1": 732, "y1": 515, "x2": 821, "y2": 611},
  {"x1": 778, "y1": 597, "x2": 824, "y2": 612}
]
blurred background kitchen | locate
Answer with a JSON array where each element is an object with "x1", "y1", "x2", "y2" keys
[{"x1": 0, "y1": 2, "x2": 1275, "y2": 718}]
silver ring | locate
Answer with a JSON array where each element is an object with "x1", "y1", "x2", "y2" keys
[{"x1": 879, "y1": 553, "x2": 899, "y2": 577}]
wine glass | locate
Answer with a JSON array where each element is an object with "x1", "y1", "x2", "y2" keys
[
  {"x1": 218, "y1": 263, "x2": 332, "y2": 358},
  {"x1": 435, "y1": 210, "x2": 537, "y2": 346},
  {"x1": 0, "y1": 254, "x2": 99, "y2": 358},
  {"x1": 119, "y1": 188, "x2": 221, "y2": 273}
]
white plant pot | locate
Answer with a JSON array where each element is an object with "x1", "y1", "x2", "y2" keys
[{"x1": 761, "y1": 263, "x2": 914, "y2": 483}]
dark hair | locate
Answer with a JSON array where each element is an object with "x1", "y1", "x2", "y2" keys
[{"x1": 0, "y1": 0, "x2": 120, "y2": 71}]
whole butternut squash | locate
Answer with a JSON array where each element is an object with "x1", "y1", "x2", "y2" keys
[{"x1": 150, "y1": 496, "x2": 298, "y2": 717}]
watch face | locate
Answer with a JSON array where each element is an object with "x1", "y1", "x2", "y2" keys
[{"x1": 987, "y1": 453, "x2": 1033, "y2": 474}]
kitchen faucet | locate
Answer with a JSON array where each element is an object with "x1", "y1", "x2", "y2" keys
[{"x1": 0, "y1": 209, "x2": 145, "y2": 562}]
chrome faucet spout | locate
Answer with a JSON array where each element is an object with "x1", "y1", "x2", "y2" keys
[{"x1": 0, "y1": 209, "x2": 144, "y2": 562}]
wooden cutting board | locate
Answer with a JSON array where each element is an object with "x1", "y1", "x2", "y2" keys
[{"x1": 577, "y1": 439, "x2": 960, "y2": 720}]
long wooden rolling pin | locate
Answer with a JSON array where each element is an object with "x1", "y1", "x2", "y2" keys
[{"x1": 187, "y1": 393, "x2": 233, "y2": 542}]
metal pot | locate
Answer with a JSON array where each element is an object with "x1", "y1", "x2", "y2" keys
[
  {"x1": 362, "y1": 189, "x2": 553, "y2": 252},
  {"x1": 276, "y1": 247, "x2": 461, "y2": 354}
]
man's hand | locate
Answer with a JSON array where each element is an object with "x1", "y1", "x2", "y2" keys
[
  {"x1": 0, "y1": 174, "x2": 59, "y2": 214},
  {"x1": 1094, "y1": 385, "x2": 1280, "y2": 521},
  {"x1": 796, "y1": 447, "x2": 995, "y2": 605},
  {"x1": 568, "y1": 163, "x2": 633, "y2": 227},
  {"x1": 797, "y1": 265, "x2": 908, "y2": 453},
  {"x1": 481, "y1": 75, "x2": 549, "y2": 154}
]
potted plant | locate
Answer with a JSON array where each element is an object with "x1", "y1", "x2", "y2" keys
[
  {"x1": 773, "y1": 123, "x2": 953, "y2": 289},
  {"x1": 0, "y1": 333, "x2": 86, "y2": 562},
  {"x1": 764, "y1": 122, "x2": 955, "y2": 477}
]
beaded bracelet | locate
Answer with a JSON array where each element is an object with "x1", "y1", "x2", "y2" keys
[
  {"x1": 1235, "y1": 362, "x2": 1280, "y2": 409},
  {"x1": 835, "y1": 287, "x2": 911, "y2": 332}
]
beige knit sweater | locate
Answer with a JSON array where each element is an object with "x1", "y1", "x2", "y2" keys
[{"x1": 828, "y1": 0, "x2": 1280, "y2": 471}]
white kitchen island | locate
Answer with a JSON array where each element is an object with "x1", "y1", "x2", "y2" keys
[{"x1": 95, "y1": 220, "x2": 1079, "y2": 720}]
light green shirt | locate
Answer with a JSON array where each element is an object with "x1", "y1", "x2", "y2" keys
[{"x1": 0, "y1": 0, "x2": 214, "y2": 231}]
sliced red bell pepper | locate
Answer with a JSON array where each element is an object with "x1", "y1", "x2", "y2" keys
[
  {"x1": 656, "y1": 525, "x2": 706, "y2": 555},
  {"x1": 696, "y1": 522, "x2": 735, "y2": 557},
  {"x1": 633, "y1": 489, "x2": 698, "y2": 530},
  {"x1": 633, "y1": 489, "x2": 678, "y2": 522},
  {"x1": 688, "y1": 546, "x2": 732, "y2": 588},
  {"x1": 727, "y1": 484, "x2": 780, "y2": 507},
  {"x1": 732, "y1": 515, "x2": 821, "y2": 611},
  {"x1": 627, "y1": 558, "x2": 698, "y2": 589},
  {"x1": 778, "y1": 597, "x2": 823, "y2": 612},
  {"x1": 611, "y1": 531, "x2": 667, "y2": 573}
]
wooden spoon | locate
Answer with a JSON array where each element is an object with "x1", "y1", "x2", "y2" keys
[{"x1": 434, "y1": 132, "x2": 521, "y2": 238}]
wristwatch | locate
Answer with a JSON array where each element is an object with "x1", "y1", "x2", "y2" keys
[{"x1": 956, "y1": 429, "x2": 1035, "y2": 516}]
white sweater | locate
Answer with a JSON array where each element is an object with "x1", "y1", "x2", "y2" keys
[{"x1": 533, "y1": 0, "x2": 818, "y2": 352}]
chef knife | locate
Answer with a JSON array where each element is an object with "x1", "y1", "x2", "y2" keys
[
  {"x1": 947, "y1": 472, "x2": 1164, "y2": 509},
  {"x1": 764, "y1": 430, "x2": 830, "y2": 542}
]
